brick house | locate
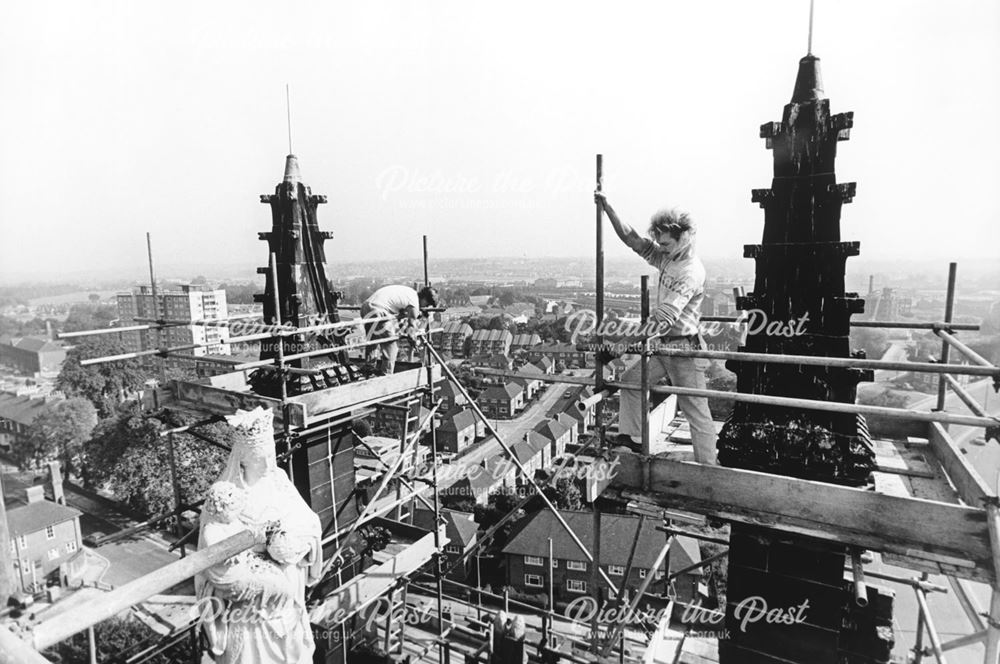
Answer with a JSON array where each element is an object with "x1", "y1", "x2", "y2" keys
[
  {"x1": 503, "y1": 510, "x2": 698, "y2": 605},
  {"x1": 0, "y1": 392, "x2": 64, "y2": 452},
  {"x1": 527, "y1": 343, "x2": 592, "y2": 369},
  {"x1": 469, "y1": 354, "x2": 513, "y2": 372},
  {"x1": 446, "y1": 454, "x2": 515, "y2": 506},
  {"x1": 413, "y1": 508, "x2": 479, "y2": 581},
  {"x1": 5, "y1": 485, "x2": 84, "y2": 594},
  {"x1": 0, "y1": 337, "x2": 67, "y2": 377},
  {"x1": 436, "y1": 379, "x2": 469, "y2": 413},
  {"x1": 512, "y1": 433, "x2": 550, "y2": 484},
  {"x1": 478, "y1": 383, "x2": 524, "y2": 419},
  {"x1": 532, "y1": 418, "x2": 573, "y2": 459},
  {"x1": 438, "y1": 407, "x2": 479, "y2": 454}
]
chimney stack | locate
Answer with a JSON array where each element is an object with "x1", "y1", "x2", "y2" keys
[
  {"x1": 47, "y1": 461, "x2": 65, "y2": 506},
  {"x1": 24, "y1": 486, "x2": 45, "y2": 504}
]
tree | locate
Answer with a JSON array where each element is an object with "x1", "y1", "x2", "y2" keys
[
  {"x1": 44, "y1": 615, "x2": 193, "y2": 663},
  {"x1": 15, "y1": 398, "x2": 97, "y2": 476},
  {"x1": 543, "y1": 476, "x2": 582, "y2": 511},
  {"x1": 57, "y1": 338, "x2": 147, "y2": 417},
  {"x1": 489, "y1": 315, "x2": 515, "y2": 331},
  {"x1": 473, "y1": 490, "x2": 527, "y2": 550},
  {"x1": 62, "y1": 303, "x2": 118, "y2": 333},
  {"x1": 849, "y1": 328, "x2": 890, "y2": 360},
  {"x1": 87, "y1": 293, "x2": 101, "y2": 303},
  {"x1": 82, "y1": 407, "x2": 227, "y2": 516}
]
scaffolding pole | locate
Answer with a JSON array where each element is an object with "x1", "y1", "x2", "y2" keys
[
  {"x1": 426, "y1": 343, "x2": 621, "y2": 595},
  {"x1": 937, "y1": 263, "x2": 958, "y2": 411}
]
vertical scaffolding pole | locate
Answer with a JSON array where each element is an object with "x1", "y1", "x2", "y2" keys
[
  {"x1": 146, "y1": 232, "x2": 166, "y2": 386},
  {"x1": 544, "y1": 537, "x2": 553, "y2": 648},
  {"x1": 594, "y1": 153, "x2": 605, "y2": 437},
  {"x1": 425, "y1": 345, "x2": 447, "y2": 664},
  {"x1": 936, "y1": 262, "x2": 957, "y2": 411},
  {"x1": 269, "y1": 253, "x2": 295, "y2": 484},
  {"x1": 423, "y1": 235, "x2": 430, "y2": 288},
  {"x1": 166, "y1": 432, "x2": 184, "y2": 557},
  {"x1": 0, "y1": 475, "x2": 13, "y2": 608},
  {"x1": 983, "y1": 472, "x2": 1000, "y2": 664},
  {"x1": 591, "y1": 152, "x2": 605, "y2": 657},
  {"x1": 641, "y1": 275, "x2": 650, "y2": 460}
]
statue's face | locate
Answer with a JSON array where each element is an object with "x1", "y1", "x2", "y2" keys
[{"x1": 240, "y1": 450, "x2": 269, "y2": 485}]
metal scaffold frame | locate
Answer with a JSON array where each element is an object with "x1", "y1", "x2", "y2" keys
[{"x1": 3, "y1": 185, "x2": 1000, "y2": 664}]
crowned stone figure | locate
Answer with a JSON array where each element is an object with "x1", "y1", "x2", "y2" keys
[{"x1": 194, "y1": 407, "x2": 322, "y2": 664}]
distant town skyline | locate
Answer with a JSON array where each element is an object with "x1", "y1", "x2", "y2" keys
[{"x1": 2, "y1": 1, "x2": 998, "y2": 282}]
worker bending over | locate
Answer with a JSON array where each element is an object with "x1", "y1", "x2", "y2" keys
[{"x1": 361, "y1": 285, "x2": 439, "y2": 375}]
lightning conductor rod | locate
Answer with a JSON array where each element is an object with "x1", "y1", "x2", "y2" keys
[
  {"x1": 807, "y1": 0, "x2": 815, "y2": 55},
  {"x1": 286, "y1": 84, "x2": 293, "y2": 154}
]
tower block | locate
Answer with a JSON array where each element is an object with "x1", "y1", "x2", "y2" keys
[
  {"x1": 251, "y1": 155, "x2": 356, "y2": 397},
  {"x1": 717, "y1": 55, "x2": 893, "y2": 664}
]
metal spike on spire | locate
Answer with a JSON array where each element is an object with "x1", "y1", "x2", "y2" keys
[
  {"x1": 807, "y1": 0, "x2": 815, "y2": 55},
  {"x1": 286, "y1": 84, "x2": 293, "y2": 155}
]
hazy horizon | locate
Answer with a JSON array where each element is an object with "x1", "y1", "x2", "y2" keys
[{"x1": 2, "y1": 1, "x2": 998, "y2": 282}]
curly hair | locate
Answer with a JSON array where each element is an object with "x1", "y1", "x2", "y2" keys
[
  {"x1": 648, "y1": 208, "x2": 695, "y2": 241},
  {"x1": 418, "y1": 286, "x2": 439, "y2": 308}
]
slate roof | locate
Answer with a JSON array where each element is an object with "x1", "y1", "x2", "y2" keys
[
  {"x1": 511, "y1": 438, "x2": 540, "y2": 464},
  {"x1": 441, "y1": 321, "x2": 473, "y2": 335},
  {"x1": 0, "y1": 393, "x2": 61, "y2": 427},
  {"x1": 503, "y1": 509, "x2": 669, "y2": 569},
  {"x1": 413, "y1": 508, "x2": 478, "y2": 548},
  {"x1": 511, "y1": 333, "x2": 542, "y2": 348},
  {"x1": 6, "y1": 500, "x2": 82, "y2": 536},
  {"x1": 4, "y1": 337, "x2": 64, "y2": 353},
  {"x1": 480, "y1": 382, "x2": 522, "y2": 401},
  {"x1": 533, "y1": 418, "x2": 569, "y2": 443},
  {"x1": 669, "y1": 535, "x2": 703, "y2": 575},
  {"x1": 440, "y1": 407, "x2": 477, "y2": 432}
]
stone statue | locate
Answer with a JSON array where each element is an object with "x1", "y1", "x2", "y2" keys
[{"x1": 194, "y1": 407, "x2": 322, "y2": 663}]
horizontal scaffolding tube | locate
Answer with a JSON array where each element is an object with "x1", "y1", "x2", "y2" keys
[
  {"x1": 32, "y1": 529, "x2": 256, "y2": 650},
  {"x1": 698, "y1": 316, "x2": 980, "y2": 331},
  {"x1": 74, "y1": 315, "x2": 401, "y2": 366},
  {"x1": 647, "y1": 346, "x2": 998, "y2": 378},
  {"x1": 622, "y1": 380, "x2": 999, "y2": 429},
  {"x1": 478, "y1": 369, "x2": 1000, "y2": 428}
]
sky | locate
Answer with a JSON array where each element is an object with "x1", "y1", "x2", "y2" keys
[{"x1": 1, "y1": 1, "x2": 998, "y2": 282}]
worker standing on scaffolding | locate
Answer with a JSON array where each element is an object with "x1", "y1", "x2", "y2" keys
[
  {"x1": 595, "y1": 192, "x2": 718, "y2": 464},
  {"x1": 360, "y1": 284, "x2": 439, "y2": 375}
]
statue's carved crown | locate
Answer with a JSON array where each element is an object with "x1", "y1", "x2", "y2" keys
[{"x1": 225, "y1": 406, "x2": 275, "y2": 453}]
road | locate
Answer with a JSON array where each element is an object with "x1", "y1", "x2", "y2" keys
[
  {"x1": 446, "y1": 374, "x2": 586, "y2": 473},
  {"x1": 62, "y1": 484, "x2": 188, "y2": 590}
]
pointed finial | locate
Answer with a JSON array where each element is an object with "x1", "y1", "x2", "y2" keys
[{"x1": 283, "y1": 154, "x2": 301, "y2": 184}]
